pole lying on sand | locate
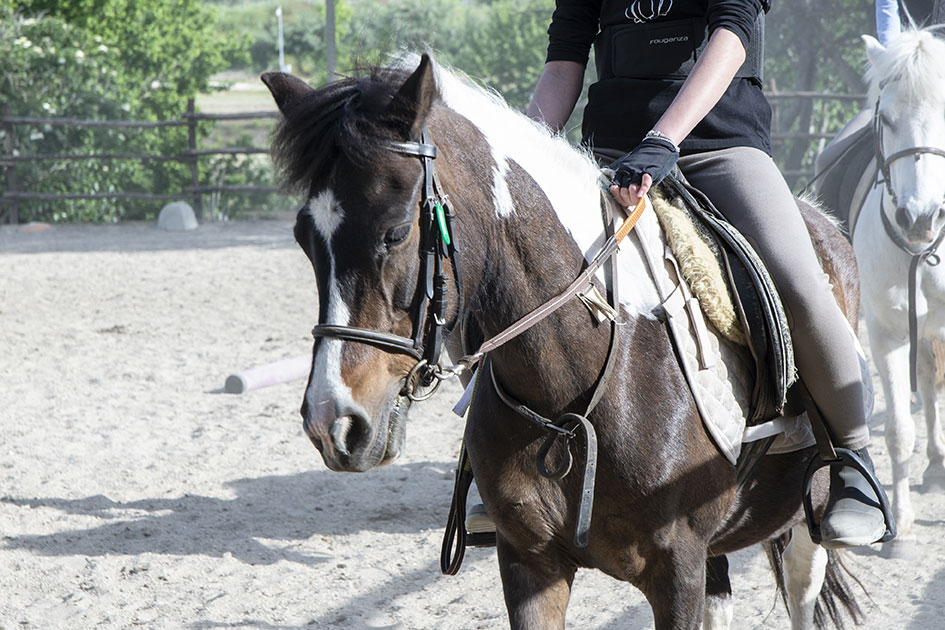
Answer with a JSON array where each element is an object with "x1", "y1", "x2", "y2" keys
[{"x1": 225, "y1": 355, "x2": 310, "y2": 394}]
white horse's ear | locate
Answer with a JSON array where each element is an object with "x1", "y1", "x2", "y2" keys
[{"x1": 862, "y1": 34, "x2": 886, "y2": 67}]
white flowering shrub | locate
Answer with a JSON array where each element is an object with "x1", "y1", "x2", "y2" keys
[{"x1": 1, "y1": 1, "x2": 247, "y2": 222}]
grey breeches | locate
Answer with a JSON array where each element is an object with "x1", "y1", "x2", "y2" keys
[{"x1": 678, "y1": 147, "x2": 870, "y2": 449}]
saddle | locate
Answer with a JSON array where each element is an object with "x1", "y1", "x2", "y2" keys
[
  {"x1": 653, "y1": 173, "x2": 797, "y2": 426},
  {"x1": 814, "y1": 126, "x2": 877, "y2": 236}
]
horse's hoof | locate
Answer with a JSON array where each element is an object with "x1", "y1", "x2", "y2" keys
[
  {"x1": 881, "y1": 538, "x2": 917, "y2": 560},
  {"x1": 921, "y1": 465, "x2": 945, "y2": 493}
]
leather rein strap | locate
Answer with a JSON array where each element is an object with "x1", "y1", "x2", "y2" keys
[
  {"x1": 879, "y1": 204, "x2": 945, "y2": 392},
  {"x1": 483, "y1": 196, "x2": 628, "y2": 549},
  {"x1": 455, "y1": 196, "x2": 646, "y2": 371},
  {"x1": 873, "y1": 101, "x2": 945, "y2": 391},
  {"x1": 311, "y1": 127, "x2": 649, "y2": 555}
]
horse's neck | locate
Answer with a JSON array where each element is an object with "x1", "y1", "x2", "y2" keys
[
  {"x1": 440, "y1": 137, "x2": 663, "y2": 406},
  {"x1": 424, "y1": 84, "x2": 665, "y2": 399}
]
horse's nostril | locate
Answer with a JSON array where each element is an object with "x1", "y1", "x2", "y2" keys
[
  {"x1": 327, "y1": 414, "x2": 370, "y2": 458},
  {"x1": 895, "y1": 206, "x2": 910, "y2": 230},
  {"x1": 329, "y1": 417, "x2": 352, "y2": 457}
]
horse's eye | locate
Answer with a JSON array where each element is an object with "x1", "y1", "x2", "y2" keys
[{"x1": 383, "y1": 223, "x2": 411, "y2": 248}]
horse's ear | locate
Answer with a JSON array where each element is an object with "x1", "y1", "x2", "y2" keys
[
  {"x1": 261, "y1": 72, "x2": 314, "y2": 114},
  {"x1": 387, "y1": 53, "x2": 437, "y2": 140},
  {"x1": 862, "y1": 35, "x2": 886, "y2": 67}
]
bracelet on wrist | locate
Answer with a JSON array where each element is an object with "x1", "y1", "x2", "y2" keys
[{"x1": 645, "y1": 129, "x2": 679, "y2": 153}]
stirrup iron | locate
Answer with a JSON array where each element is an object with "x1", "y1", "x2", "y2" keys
[{"x1": 802, "y1": 447, "x2": 897, "y2": 545}]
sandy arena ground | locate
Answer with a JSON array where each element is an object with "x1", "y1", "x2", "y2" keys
[{"x1": 1, "y1": 220, "x2": 943, "y2": 629}]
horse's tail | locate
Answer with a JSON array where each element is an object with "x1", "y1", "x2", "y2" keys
[{"x1": 766, "y1": 533, "x2": 866, "y2": 629}]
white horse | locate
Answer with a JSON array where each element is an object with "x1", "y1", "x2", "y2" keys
[{"x1": 851, "y1": 27, "x2": 945, "y2": 558}]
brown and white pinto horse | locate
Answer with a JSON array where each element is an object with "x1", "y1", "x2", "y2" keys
[{"x1": 262, "y1": 55, "x2": 863, "y2": 629}]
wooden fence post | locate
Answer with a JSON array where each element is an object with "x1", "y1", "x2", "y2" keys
[
  {"x1": 186, "y1": 98, "x2": 202, "y2": 220},
  {"x1": 2, "y1": 104, "x2": 19, "y2": 225}
]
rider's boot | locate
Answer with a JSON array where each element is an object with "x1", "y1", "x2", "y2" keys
[{"x1": 819, "y1": 446, "x2": 888, "y2": 549}]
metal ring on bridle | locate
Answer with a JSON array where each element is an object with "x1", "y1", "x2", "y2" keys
[{"x1": 403, "y1": 359, "x2": 442, "y2": 402}]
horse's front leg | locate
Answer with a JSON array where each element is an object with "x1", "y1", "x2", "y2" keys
[
  {"x1": 497, "y1": 535, "x2": 575, "y2": 630},
  {"x1": 918, "y1": 339, "x2": 945, "y2": 492},
  {"x1": 703, "y1": 555, "x2": 732, "y2": 630},
  {"x1": 639, "y1": 542, "x2": 708, "y2": 630},
  {"x1": 868, "y1": 318, "x2": 917, "y2": 557},
  {"x1": 781, "y1": 524, "x2": 828, "y2": 630}
]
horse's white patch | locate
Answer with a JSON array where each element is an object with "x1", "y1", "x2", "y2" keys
[
  {"x1": 781, "y1": 524, "x2": 829, "y2": 628},
  {"x1": 304, "y1": 189, "x2": 344, "y2": 240},
  {"x1": 492, "y1": 157, "x2": 515, "y2": 218},
  {"x1": 429, "y1": 62, "x2": 662, "y2": 319},
  {"x1": 702, "y1": 593, "x2": 733, "y2": 630},
  {"x1": 302, "y1": 189, "x2": 358, "y2": 436}
]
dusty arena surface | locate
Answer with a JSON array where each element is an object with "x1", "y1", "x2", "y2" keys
[{"x1": 1, "y1": 220, "x2": 944, "y2": 629}]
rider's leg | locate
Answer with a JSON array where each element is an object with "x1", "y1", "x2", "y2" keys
[{"x1": 679, "y1": 146, "x2": 887, "y2": 548}]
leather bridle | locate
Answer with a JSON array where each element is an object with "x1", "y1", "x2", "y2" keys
[
  {"x1": 311, "y1": 129, "x2": 464, "y2": 402},
  {"x1": 872, "y1": 96, "x2": 945, "y2": 219},
  {"x1": 872, "y1": 92, "x2": 945, "y2": 391}
]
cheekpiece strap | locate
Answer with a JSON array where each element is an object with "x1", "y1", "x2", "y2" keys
[{"x1": 387, "y1": 140, "x2": 437, "y2": 159}]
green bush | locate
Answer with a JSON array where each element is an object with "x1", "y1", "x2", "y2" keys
[{"x1": 1, "y1": 1, "x2": 247, "y2": 223}]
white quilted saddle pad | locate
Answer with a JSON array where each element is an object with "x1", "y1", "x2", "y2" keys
[{"x1": 634, "y1": 196, "x2": 816, "y2": 464}]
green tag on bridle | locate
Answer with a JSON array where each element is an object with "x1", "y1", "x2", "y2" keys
[{"x1": 435, "y1": 201, "x2": 451, "y2": 246}]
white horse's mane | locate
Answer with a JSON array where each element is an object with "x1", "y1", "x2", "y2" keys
[{"x1": 866, "y1": 27, "x2": 945, "y2": 106}]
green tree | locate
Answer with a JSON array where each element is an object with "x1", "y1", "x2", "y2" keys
[
  {"x1": 764, "y1": 0, "x2": 874, "y2": 188},
  {"x1": 1, "y1": 1, "x2": 247, "y2": 222},
  {"x1": 450, "y1": 1, "x2": 552, "y2": 110}
]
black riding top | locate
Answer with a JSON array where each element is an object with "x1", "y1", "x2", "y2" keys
[{"x1": 546, "y1": 0, "x2": 773, "y2": 155}]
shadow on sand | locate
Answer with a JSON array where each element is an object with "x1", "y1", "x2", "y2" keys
[{"x1": 0, "y1": 461, "x2": 454, "y2": 567}]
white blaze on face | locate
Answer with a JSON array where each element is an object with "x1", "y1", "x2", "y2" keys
[{"x1": 302, "y1": 190, "x2": 358, "y2": 437}]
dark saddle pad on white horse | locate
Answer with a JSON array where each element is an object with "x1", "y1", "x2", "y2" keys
[{"x1": 815, "y1": 127, "x2": 876, "y2": 236}]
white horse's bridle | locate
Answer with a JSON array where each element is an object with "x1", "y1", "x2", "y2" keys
[
  {"x1": 873, "y1": 102, "x2": 945, "y2": 233},
  {"x1": 871, "y1": 88, "x2": 945, "y2": 390}
]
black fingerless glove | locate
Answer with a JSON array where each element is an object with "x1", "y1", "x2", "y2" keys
[{"x1": 609, "y1": 136, "x2": 680, "y2": 189}]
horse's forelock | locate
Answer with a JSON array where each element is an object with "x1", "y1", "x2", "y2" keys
[
  {"x1": 867, "y1": 28, "x2": 945, "y2": 107},
  {"x1": 270, "y1": 69, "x2": 418, "y2": 196}
]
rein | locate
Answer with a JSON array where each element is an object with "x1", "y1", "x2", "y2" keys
[
  {"x1": 312, "y1": 128, "x2": 648, "y2": 558},
  {"x1": 872, "y1": 99, "x2": 945, "y2": 391}
]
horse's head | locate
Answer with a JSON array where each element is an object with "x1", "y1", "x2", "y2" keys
[
  {"x1": 262, "y1": 56, "x2": 457, "y2": 472},
  {"x1": 864, "y1": 29, "x2": 945, "y2": 246}
]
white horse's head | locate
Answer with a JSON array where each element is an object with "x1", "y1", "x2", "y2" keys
[{"x1": 864, "y1": 28, "x2": 945, "y2": 246}]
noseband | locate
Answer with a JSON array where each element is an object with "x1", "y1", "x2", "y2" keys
[{"x1": 311, "y1": 129, "x2": 464, "y2": 401}]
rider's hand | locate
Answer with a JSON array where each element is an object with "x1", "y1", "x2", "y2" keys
[{"x1": 608, "y1": 136, "x2": 679, "y2": 208}]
